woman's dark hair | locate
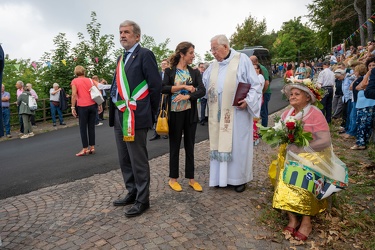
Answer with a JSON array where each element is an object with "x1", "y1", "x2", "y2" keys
[
  {"x1": 169, "y1": 42, "x2": 195, "y2": 67},
  {"x1": 365, "y1": 56, "x2": 375, "y2": 69},
  {"x1": 257, "y1": 65, "x2": 263, "y2": 75},
  {"x1": 287, "y1": 64, "x2": 293, "y2": 70}
]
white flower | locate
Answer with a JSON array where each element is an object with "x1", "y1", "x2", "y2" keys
[
  {"x1": 273, "y1": 121, "x2": 283, "y2": 131},
  {"x1": 285, "y1": 117, "x2": 296, "y2": 123}
]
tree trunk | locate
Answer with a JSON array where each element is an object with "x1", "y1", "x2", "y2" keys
[
  {"x1": 366, "y1": 0, "x2": 373, "y2": 41},
  {"x1": 354, "y1": 0, "x2": 366, "y2": 45}
]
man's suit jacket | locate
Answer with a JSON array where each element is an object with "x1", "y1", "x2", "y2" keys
[
  {"x1": 109, "y1": 45, "x2": 162, "y2": 129},
  {"x1": 161, "y1": 66, "x2": 206, "y2": 123}
]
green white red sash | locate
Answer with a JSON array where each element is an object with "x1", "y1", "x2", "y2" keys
[{"x1": 115, "y1": 54, "x2": 149, "y2": 141}]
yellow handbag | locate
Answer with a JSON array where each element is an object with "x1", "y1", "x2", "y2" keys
[{"x1": 155, "y1": 94, "x2": 169, "y2": 136}]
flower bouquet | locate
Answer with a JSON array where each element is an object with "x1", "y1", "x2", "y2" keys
[{"x1": 257, "y1": 115, "x2": 313, "y2": 148}]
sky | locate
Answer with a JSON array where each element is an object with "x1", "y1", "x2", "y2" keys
[{"x1": 0, "y1": 0, "x2": 313, "y2": 62}]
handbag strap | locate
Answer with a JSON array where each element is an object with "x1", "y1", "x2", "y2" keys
[{"x1": 159, "y1": 94, "x2": 168, "y2": 118}]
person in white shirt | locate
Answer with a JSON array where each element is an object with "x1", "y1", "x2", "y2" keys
[
  {"x1": 202, "y1": 34, "x2": 262, "y2": 192},
  {"x1": 317, "y1": 61, "x2": 335, "y2": 123}
]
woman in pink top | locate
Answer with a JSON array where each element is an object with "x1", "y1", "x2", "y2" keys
[{"x1": 71, "y1": 65, "x2": 103, "y2": 156}]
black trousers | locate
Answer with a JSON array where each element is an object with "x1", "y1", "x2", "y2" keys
[
  {"x1": 321, "y1": 87, "x2": 333, "y2": 123},
  {"x1": 77, "y1": 104, "x2": 97, "y2": 148},
  {"x1": 114, "y1": 109, "x2": 150, "y2": 204},
  {"x1": 169, "y1": 109, "x2": 197, "y2": 179}
]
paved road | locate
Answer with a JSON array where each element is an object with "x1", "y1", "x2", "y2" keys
[{"x1": 0, "y1": 78, "x2": 288, "y2": 199}]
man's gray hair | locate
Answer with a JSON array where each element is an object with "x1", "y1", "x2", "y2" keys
[
  {"x1": 16, "y1": 80, "x2": 24, "y2": 87},
  {"x1": 119, "y1": 20, "x2": 141, "y2": 37},
  {"x1": 26, "y1": 83, "x2": 32, "y2": 88},
  {"x1": 211, "y1": 34, "x2": 229, "y2": 46},
  {"x1": 53, "y1": 83, "x2": 59, "y2": 87}
]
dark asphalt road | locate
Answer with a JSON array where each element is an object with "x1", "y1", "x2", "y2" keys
[{"x1": 0, "y1": 78, "x2": 288, "y2": 199}]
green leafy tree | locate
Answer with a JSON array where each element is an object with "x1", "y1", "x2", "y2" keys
[
  {"x1": 71, "y1": 11, "x2": 115, "y2": 81},
  {"x1": 307, "y1": 0, "x2": 375, "y2": 49},
  {"x1": 273, "y1": 17, "x2": 316, "y2": 62},
  {"x1": 272, "y1": 33, "x2": 298, "y2": 62},
  {"x1": 204, "y1": 51, "x2": 214, "y2": 62},
  {"x1": 230, "y1": 15, "x2": 267, "y2": 49},
  {"x1": 39, "y1": 33, "x2": 74, "y2": 92},
  {"x1": 140, "y1": 34, "x2": 173, "y2": 68}
]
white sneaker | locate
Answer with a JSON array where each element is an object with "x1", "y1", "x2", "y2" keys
[
  {"x1": 95, "y1": 122, "x2": 103, "y2": 126},
  {"x1": 20, "y1": 134, "x2": 29, "y2": 139},
  {"x1": 28, "y1": 132, "x2": 35, "y2": 137}
]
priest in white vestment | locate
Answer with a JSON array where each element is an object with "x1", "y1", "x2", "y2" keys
[{"x1": 202, "y1": 34, "x2": 262, "y2": 192}]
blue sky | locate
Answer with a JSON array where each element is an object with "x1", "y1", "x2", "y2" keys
[{"x1": 0, "y1": 0, "x2": 312, "y2": 61}]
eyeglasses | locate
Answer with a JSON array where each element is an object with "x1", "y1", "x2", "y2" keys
[{"x1": 210, "y1": 45, "x2": 222, "y2": 53}]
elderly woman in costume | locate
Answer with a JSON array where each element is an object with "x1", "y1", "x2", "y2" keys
[
  {"x1": 162, "y1": 41, "x2": 206, "y2": 192},
  {"x1": 202, "y1": 34, "x2": 262, "y2": 192},
  {"x1": 270, "y1": 79, "x2": 348, "y2": 241}
]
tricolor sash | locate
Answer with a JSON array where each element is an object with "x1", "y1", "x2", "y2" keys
[{"x1": 115, "y1": 54, "x2": 149, "y2": 141}]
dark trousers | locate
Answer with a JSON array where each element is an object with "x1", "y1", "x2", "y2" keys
[
  {"x1": 114, "y1": 109, "x2": 150, "y2": 204},
  {"x1": 99, "y1": 97, "x2": 107, "y2": 120},
  {"x1": 18, "y1": 106, "x2": 24, "y2": 133},
  {"x1": 30, "y1": 115, "x2": 36, "y2": 126},
  {"x1": 261, "y1": 93, "x2": 271, "y2": 127},
  {"x1": 200, "y1": 98, "x2": 207, "y2": 122},
  {"x1": 321, "y1": 87, "x2": 333, "y2": 123},
  {"x1": 77, "y1": 104, "x2": 97, "y2": 148},
  {"x1": 169, "y1": 109, "x2": 197, "y2": 179}
]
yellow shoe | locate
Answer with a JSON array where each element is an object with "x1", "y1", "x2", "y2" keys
[
  {"x1": 189, "y1": 181, "x2": 203, "y2": 192},
  {"x1": 169, "y1": 180, "x2": 182, "y2": 192}
]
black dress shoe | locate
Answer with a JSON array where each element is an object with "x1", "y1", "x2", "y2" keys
[
  {"x1": 149, "y1": 134, "x2": 160, "y2": 141},
  {"x1": 125, "y1": 201, "x2": 150, "y2": 217},
  {"x1": 234, "y1": 184, "x2": 246, "y2": 193},
  {"x1": 200, "y1": 121, "x2": 205, "y2": 126},
  {"x1": 113, "y1": 194, "x2": 136, "y2": 206}
]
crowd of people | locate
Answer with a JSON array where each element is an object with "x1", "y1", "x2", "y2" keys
[{"x1": 4, "y1": 19, "x2": 373, "y2": 243}]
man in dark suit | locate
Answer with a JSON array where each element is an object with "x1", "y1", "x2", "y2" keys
[{"x1": 109, "y1": 20, "x2": 161, "y2": 217}]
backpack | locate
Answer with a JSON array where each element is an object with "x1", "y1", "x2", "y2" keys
[{"x1": 28, "y1": 95, "x2": 38, "y2": 111}]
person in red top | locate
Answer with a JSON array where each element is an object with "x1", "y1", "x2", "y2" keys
[
  {"x1": 71, "y1": 65, "x2": 103, "y2": 156},
  {"x1": 284, "y1": 63, "x2": 294, "y2": 80}
]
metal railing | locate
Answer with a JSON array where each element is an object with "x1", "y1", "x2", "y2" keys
[{"x1": 5, "y1": 98, "x2": 110, "y2": 126}]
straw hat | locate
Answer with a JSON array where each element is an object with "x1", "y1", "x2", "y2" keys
[{"x1": 283, "y1": 77, "x2": 326, "y2": 104}]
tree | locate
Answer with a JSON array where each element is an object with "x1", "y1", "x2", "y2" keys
[
  {"x1": 71, "y1": 11, "x2": 115, "y2": 81},
  {"x1": 230, "y1": 15, "x2": 267, "y2": 49},
  {"x1": 307, "y1": 0, "x2": 375, "y2": 48},
  {"x1": 204, "y1": 51, "x2": 214, "y2": 62},
  {"x1": 39, "y1": 33, "x2": 74, "y2": 92},
  {"x1": 272, "y1": 33, "x2": 298, "y2": 62},
  {"x1": 354, "y1": 0, "x2": 366, "y2": 45},
  {"x1": 366, "y1": 0, "x2": 373, "y2": 41},
  {"x1": 273, "y1": 17, "x2": 317, "y2": 62},
  {"x1": 140, "y1": 34, "x2": 173, "y2": 68}
]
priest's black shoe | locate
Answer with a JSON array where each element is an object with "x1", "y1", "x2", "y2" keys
[
  {"x1": 234, "y1": 184, "x2": 246, "y2": 193},
  {"x1": 125, "y1": 201, "x2": 150, "y2": 217},
  {"x1": 149, "y1": 134, "x2": 160, "y2": 141},
  {"x1": 113, "y1": 194, "x2": 136, "y2": 206}
]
